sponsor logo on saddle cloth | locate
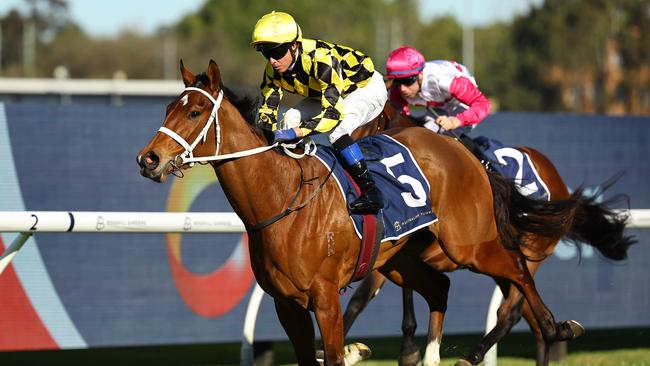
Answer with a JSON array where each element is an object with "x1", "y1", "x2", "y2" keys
[
  {"x1": 474, "y1": 136, "x2": 550, "y2": 201},
  {"x1": 313, "y1": 134, "x2": 438, "y2": 241}
]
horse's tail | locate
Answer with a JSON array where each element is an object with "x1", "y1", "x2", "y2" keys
[{"x1": 488, "y1": 171, "x2": 636, "y2": 261}]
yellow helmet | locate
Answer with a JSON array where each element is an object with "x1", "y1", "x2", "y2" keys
[{"x1": 251, "y1": 11, "x2": 302, "y2": 47}]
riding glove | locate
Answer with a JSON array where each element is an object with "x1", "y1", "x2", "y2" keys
[{"x1": 281, "y1": 108, "x2": 302, "y2": 129}]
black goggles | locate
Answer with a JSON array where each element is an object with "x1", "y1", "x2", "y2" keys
[
  {"x1": 257, "y1": 42, "x2": 292, "y2": 60},
  {"x1": 392, "y1": 74, "x2": 419, "y2": 86}
]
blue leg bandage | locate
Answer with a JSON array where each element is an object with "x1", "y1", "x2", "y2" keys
[{"x1": 340, "y1": 142, "x2": 364, "y2": 166}]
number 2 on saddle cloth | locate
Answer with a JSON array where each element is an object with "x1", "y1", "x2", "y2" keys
[{"x1": 471, "y1": 135, "x2": 550, "y2": 201}]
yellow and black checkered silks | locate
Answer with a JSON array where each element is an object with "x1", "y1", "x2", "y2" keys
[{"x1": 258, "y1": 38, "x2": 375, "y2": 136}]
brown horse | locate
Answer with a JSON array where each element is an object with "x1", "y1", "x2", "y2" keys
[
  {"x1": 136, "y1": 60, "x2": 628, "y2": 366},
  {"x1": 341, "y1": 105, "x2": 634, "y2": 366}
]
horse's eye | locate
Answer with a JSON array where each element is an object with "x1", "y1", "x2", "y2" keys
[{"x1": 188, "y1": 111, "x2": 201, "y2": 119}]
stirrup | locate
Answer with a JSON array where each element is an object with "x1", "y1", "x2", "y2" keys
[{"x1": 348, "y1": 197, "x2": 383, "y2": 215}]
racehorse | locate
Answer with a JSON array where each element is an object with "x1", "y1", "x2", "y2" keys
[
  {"x1": 342, "y1": 104, "x2": 635, "y2": 366},
  {"x1": 136, "y1": 60, "x2": 632, "y2": 366}
]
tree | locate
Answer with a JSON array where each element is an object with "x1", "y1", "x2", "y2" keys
[
  {"x1": 1, "y1": 10, "x2": 25, "y2": 76},
  {"x1": 509, "y1": 0, "x2": 649, "y2": 113},
  {"x1": 1, "y1": 0, "x2": 77, "y2": 77}
]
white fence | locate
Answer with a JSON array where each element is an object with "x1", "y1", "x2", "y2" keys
[
  {"x1": 0, "y1": 78, "x2": 183, "y2": 97},
  {"x1": 0, "y1": 211, "x2": 245, "y2": 277},
  {"x1": 0, "y1": 210, "x2": 258, "y2": 366},
  {"x1": 1, "y1": 209, "x2": 649, "y2": 365}
]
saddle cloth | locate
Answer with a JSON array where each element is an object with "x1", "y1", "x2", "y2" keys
[
  {"x1": 313, "y1": 134, "x2": 438, "y2": 242},
  {"x1": 474, "y1": 136, "x2": 550, "y2": 201}
]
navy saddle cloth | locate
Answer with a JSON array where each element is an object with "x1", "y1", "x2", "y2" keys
[
  {"x1": 313, "y1": 134, "x2": 438, "y2": 242},
  {"x1": 474, "y1": 136, "x2": 550, "y2": 201}
]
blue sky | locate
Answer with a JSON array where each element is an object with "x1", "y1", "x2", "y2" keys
[{"x1": 0, "y1": 0, "x2": 543, "y2": 37}]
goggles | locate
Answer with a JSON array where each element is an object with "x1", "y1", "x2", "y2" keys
[
  {"x1": 257, "y1": 42, "x2": 293, "y2": 60},
  {"x1": 392, "y1": 74, "x2": 419, "y2": 86}
]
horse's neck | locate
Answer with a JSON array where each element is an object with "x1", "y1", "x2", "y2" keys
[{"x1": 211, "y1": 106, "x2": 299, "y2": 227}]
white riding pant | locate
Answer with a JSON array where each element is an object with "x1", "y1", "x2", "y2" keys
[{"x1": 286, "y1": 71, "x2": 387, "y2": 145}]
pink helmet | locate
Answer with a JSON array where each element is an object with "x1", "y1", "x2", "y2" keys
[{"x1": 386, "y1": 46, "x2": 425, "y2": 78}]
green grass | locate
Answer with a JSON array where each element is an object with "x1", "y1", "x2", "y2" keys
[{"x1": 2, "y1": 327, "x2": 648, "y2": 365}]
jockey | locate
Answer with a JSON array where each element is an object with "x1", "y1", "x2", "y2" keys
[
  {"x1": 385, "y1": 46, "x2": 491, "y2": 137},
  {"x1": 251, "y1": 11, "x2": 387, "y2": 214}
]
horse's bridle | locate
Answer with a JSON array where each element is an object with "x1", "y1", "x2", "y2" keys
[
  {"x1": 157, "y1": 86, "x2": 333, "y2": 231},
  {"x1": 158, "y1": 86, "x2": 279, "y2": 166}
]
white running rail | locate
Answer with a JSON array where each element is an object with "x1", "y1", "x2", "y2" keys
[
  {"x1": 1, "y1": 209, "x2": 648, "y2": 366},
  {"x1": 0, "y1": 210, "x2": 260, "y2": 365}
]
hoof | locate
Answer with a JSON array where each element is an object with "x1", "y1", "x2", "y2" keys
[
  {"x1": 453, "y1": 359, "x2": 473, "y2": 366},
  {"x1": 567, "y1": 319, "x2": 585, "y2": 339},
  {"x1": 398, "y1": 349, "x2": 421, "y2": 366},
  {"x1": 556, "y1": 319, "x2": 586, "y2": 341},
  {"x1": 344, "y1": 342, "x2": 372, "y2": 365},
  {"x1": 315, "y1": 349, "x2": 324, "y2": 363}
]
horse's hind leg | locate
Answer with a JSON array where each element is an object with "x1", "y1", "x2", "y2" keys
[
  {"x1": 274, "y1": 298, "x2": 319, "y2": 366},
  {"x1": 457, "y1": 280, "x2": 525, "y2": 365},
  {"x1": 456, "y1": 238, "x2": 559, "y2": 342},
  {"x1": 521, "y1": 300, "x2": 551, "y2": 366},
  {"x1": 515, "y1": 289, "x2": 582, "y2": 365}
]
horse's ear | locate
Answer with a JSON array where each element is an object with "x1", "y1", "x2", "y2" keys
[
  {"x1": 207, "y1": 59, "x2": 222, "y2": 92},
  {"x1": 180, "y1": 59, "x2": 196, "y2": 87}
]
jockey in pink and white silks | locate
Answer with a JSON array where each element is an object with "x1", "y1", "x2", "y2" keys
[{"x1": 385, "y1": 46, "x2": 491, "y2": 136}]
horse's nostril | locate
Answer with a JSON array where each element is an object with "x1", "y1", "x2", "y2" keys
[{"x1": 143, "y1": 151, "x2": 160, "y2": 169}]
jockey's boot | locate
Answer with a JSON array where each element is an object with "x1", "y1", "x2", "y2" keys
[
  {"x1": 334, "y1": 136, "x2": 384, "y2": 214},
  {"x1": 457, "y1": 134, "x2": 495, "y2": 172},
  {"x1": 346, "y1": 159, "x2": 384, "y2": 214}
]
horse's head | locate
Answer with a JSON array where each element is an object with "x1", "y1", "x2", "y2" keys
[{"x1": 137, "y1": 59, "x2": 223, "y2": 182}]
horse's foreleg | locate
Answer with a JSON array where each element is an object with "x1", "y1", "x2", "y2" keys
[
  {"x1": 274, "y1": 297, "x2": 319, "y2": 366},
  {"x1": 312, "y1": 280, "x2": 347, "y2": 366},
  {"x1": 343, "y1": 270, "x2": 387, "y2": 335}
]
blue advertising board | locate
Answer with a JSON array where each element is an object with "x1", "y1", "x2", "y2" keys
[{"x1": 0, "y1": 102, "x2": 648, "y2": 350}]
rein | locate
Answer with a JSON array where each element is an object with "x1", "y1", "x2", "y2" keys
[{"x1": 158, "y1": 86, "x2": 334, "y2": 232}]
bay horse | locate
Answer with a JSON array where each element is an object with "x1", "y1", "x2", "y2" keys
[
  {"x1": 342, "y1": 105, "x2": 634, "y2": 366},
  {"x1": 136, "y1": 60, "x2": 629, "y2": 366}
]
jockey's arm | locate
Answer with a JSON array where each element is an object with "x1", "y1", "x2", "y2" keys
[
  {"x1": 258, "y1": 64, "x2": 284, "y2": 129},
  {"x1": 299, "y1": 56, "x2": 345, "y2": 137},
  {"x1": 448, "y1": 76, "x2": 491, "y2": 126}
]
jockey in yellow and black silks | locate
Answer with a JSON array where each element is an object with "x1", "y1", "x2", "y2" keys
[{"x1": 251, "y1": 11, "x2": 386, "y2": 214}]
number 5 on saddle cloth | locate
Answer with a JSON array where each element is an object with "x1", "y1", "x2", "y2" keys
[{"x1": 314, "y1": 134, "x2": 438, "y2": 241}]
